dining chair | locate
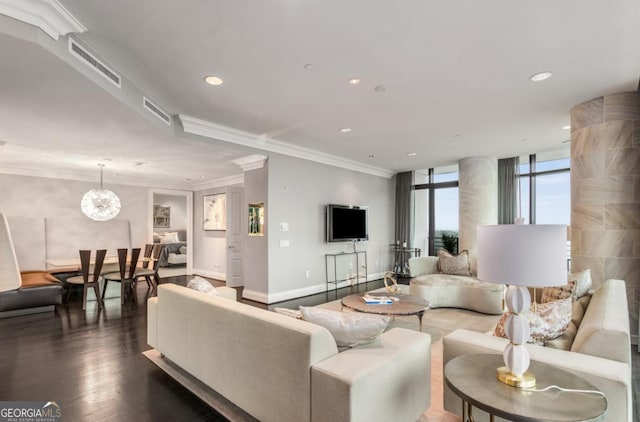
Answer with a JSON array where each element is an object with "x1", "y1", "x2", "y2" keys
[
  {"x1": 135, "y1": 244, "x2": 164, "y2": 292},
  {"x1": 102, "y1": 248, "x2": 141, "y2": 305},
  {"x1": 136, "y1": 244, "x2": 155, "y2": 288},
  {"x1": 65, "y1": 249, "x2": 106, "y2": 310}
]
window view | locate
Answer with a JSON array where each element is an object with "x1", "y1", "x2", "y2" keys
[
  {"x1": 413, "y1": 149, "x2": 570, "y2": 257},
  {"x1": 413, "y1": 165, "x2": 459, "y2": 256},
  {"x1": 517, "y1": 149, "x2": 570, "y2": 225}
]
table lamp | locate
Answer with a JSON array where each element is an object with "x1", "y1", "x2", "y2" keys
[{"x1": 477, "y1": 224, "x2": 567, "y2": 388}]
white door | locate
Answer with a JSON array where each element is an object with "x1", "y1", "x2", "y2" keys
[{"x1": 226, "y1": 186, "x2": 244, "y2": 287}]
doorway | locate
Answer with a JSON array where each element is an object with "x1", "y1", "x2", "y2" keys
[{"x1": 148, "y1": 189, "x2": 193, "y2": 278}]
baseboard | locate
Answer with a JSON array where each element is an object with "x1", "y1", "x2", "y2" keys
[
  {"x1": 243, "y1": 274, "x2": 384, "y2": 304},
  {"x1": 192, "y1": 268, "x2": 226, "y2": 282}
]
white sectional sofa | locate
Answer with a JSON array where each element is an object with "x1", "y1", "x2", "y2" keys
[
  {"x1": 443, "y1": 279, "x2": 632, "y2": 422},
  {"x1": 147, "y1": 283, "x2": 432, "y2": 422},
  {"x1": 408, "y1": 256, "x2": 505, "y2": 314}
]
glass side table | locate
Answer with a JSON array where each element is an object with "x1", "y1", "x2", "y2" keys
[{"x1": 444, "y1": 354, "x2": 607, "y2": 422}]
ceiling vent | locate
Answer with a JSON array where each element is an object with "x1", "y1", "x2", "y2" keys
[
  {"x1": 143, "y1": 97, "x2": 171, "y2": 126},
  {"x1": 68, "y1": 38, "x2": 121, "y2": 88}
]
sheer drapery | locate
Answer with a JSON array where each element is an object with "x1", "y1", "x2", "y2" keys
[
  {"x1": 395, "y1": 171, "x2": 413, "y2": 246},
  {"x1": 498, "y1": 157, "x2": 518, "y2": 224}
]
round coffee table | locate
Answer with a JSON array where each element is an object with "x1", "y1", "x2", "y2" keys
[{"x1": 341, "y1": 293, "x2": 430, "y2": 331}]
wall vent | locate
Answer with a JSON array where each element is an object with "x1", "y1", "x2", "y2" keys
[
  {"x1": 68, "y1": 38, "x2": 121, "y2": 88},
  {"x1": 143, "y1": 97, "x2": 171, "y2": 126}
]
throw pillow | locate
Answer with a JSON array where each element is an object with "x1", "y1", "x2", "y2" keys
[
  {"x1": 540, "y1": 279, "x2": 576, "y2": 303},
  {"x1": 187, "y1": 276, "x2": 220, "y2": 296},
  {"x1": 438, "y1": 249, "x2": 472, "y2": 276},
  {"x1": 273, "y1": 307, "x2": 302, "y2": 319},
  {"x1": 569, "y1": 269, "x2": 592, "y2": 298},
  {"x1": 494, "y1": 297, "x2": 572, "y2": 345},
  {"x1": 299, "y1": 306, "x2": 389, "y2": 347}
]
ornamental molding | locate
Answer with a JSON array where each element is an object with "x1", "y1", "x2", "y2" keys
[{"x1": 0, "y1": 0, "x2": 86, "y2": 40}]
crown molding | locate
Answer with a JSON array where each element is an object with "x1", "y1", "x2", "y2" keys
[
  {"x1": 231, "y1": 154, "x2": 268, "y2": 171},
  {"x1": 179, "y1": 114, "x2": 265, "y2": 148},
  {"x1": 191, "y1": 174, "x2": 244, "y2": 191},
  {"x1": 0, "y1": 0, "x2": 86, "y2": 40},
  {"x1": 179, "y1": 114, "x2": 394, "y2": 179}
]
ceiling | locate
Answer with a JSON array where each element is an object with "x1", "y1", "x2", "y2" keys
[{"x1": 0, "y1": 0, "x2": 639, "y2": 189}]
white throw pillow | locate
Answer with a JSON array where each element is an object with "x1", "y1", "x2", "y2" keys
[
  {"x1": 569, "y1": 269, "x2": 592, "y2": 298},
  {"x1": 159, "y1": 232, "x2": 180, "y2": 243},
  {"x1": 273, "y1": 307, "x2": 302, "y2": 319},
  {"x1": 299, "y1": 306, "x2": 389, "y2": 347},
  {"x1": 187, "y1": 276, "x2": 220, "y2": 296},
  {"x1": 494, "y1": 297, "x2": 572, "y2": 345}
]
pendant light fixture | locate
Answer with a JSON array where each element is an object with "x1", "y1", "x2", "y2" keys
[{"x1": 81, "y1": 163, "x2": 121, "y2": 221}]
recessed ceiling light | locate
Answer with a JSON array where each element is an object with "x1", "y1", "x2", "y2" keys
[
  {"x1": 204, "y1": 75, "x2": 223, "y2": 86},
  {"x1": 530, "y1": 71, "x2": 552, "y2": 82},
  {"x1": 134, "y1": 161, "x2": 146, "y2": 167},
  {"x1": 304, "y1": 64, "x2": 316, "y2": 71},
  {"x1": 348, "y1": 77, "x2": 361, "y2": 85},
  {"x1": 407, "y1": 152, "x2": 417, "y2": 156},
  {"x1": 340, "y1": 128, "x2": 352, "y2": 133},
  {"x1": 562, "y1": 125, "x2": 571, "y2": 130},
  {"x1": 374, "y1": 85, "x2": 387, "y2": 93},
  {"x1": 200, "y1": 175, "x2": 207, "y2": 179}
]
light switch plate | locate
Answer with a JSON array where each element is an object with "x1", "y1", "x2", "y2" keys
[
  {"x1": 280, "y1": 240, "x2": 290, "y2": 248},
  {"x1": 280, "y1": 222, "x2": 289, "y2": 231}
]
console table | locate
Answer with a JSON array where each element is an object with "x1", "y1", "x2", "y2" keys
[
  {"x1": 444, "y1": 354, "x2": 607, "y2": 422},
  {"x1": 325, "y1": 251, "x2": 367, "y2": 292},
  {"x1": 389, "y1": 244, "x2": 421, "y2": 277}
]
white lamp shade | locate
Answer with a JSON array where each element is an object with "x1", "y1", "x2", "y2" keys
[{"x1": 477, "y1": 224, "x2": 567, "y2": 288}]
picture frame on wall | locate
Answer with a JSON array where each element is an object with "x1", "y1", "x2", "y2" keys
[
  {"x1": 248, "y1": 203, "x2": 264, "y2": 236},
  {"x1": 153, "y1": 205, "x2": 171, "y2": 228},
  {"x1": 203, "y1": 193, "x2": 226, "y2": 231}
]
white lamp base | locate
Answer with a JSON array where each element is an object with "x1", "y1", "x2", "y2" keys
[{"x1": 500, "y1": 285, "x2": 536, "y2": 388}]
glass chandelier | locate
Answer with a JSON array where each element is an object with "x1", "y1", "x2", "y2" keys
[{"x1": 81, "y1": 164, "x2": 121, "y2": 221}]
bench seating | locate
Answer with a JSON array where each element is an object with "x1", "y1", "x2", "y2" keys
[
  {"x1": 0, "y1": 213, "x2": 62, "y2": 318},
  {"x1": 408, "y1": 256, "x2": 505, "y2": 315}
]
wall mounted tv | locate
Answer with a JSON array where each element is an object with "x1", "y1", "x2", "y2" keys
[{"x1": 326, "y1": 204, "x2": 368, "y2": 242}]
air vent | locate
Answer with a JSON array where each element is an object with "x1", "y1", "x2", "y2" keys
[
  {"x1": 143, "y1": 97, "x2": 171, "y2": 126},
  {"x1": 68, "y1": 38, "x2": 121, "y2": 88}
]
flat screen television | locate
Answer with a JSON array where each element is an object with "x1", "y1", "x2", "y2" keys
[{"x1": 326, "y1": 204, "x2": 368, "y2": 242}]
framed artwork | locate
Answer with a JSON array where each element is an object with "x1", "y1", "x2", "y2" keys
[
  {"x1": 248, "y1": 203, "x2": 264, "y2": 236},
  {"x1": 203, "y1": 193, "x2": 226, "y2": 231},
  {"x1": 153, "y1": 205, "x2": 171, "y2": 228}
]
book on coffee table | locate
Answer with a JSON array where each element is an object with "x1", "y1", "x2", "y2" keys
[{"x1": 362, "y1": 294, "x2": 397, "y2": 305}]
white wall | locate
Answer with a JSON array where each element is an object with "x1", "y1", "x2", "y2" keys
[
  {"x1": 0, "y1": 173, "x2": 148, "y2": 245},
  {"x1": 244, "y1": 153, "x2": 395, "y2": 303},
  {"x1": 192, "y1": 186, "x2": 234, "y2": 280},
  {"x1": 243, "y1": 164, "x2": 268, "y2": 296}
]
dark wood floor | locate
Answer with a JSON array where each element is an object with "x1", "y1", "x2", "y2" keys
[
  {"x1": 0, "y1": 277, "x2": 384, "y2": 421},
  {"x1": 2, "y1": 277, "x2": 638, "y2": 421}
]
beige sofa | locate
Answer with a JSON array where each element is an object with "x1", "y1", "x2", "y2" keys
[
  {"x1": 443, "y1": 279, "x2": 632, "y2": 422},
  {"x1": 147, "y1": 283, "x2": 432, "y2": 422},
  {"x1": 408, "y1": 256, "x2": 505, "y2": 314}
]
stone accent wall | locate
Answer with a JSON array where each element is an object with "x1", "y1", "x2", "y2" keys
[
  {"x1": 458, "y1": 156, "x2": 498, "y2": 273},
  {"x1": 570, "y1": 91, "x2": 640, "y2": 337}
]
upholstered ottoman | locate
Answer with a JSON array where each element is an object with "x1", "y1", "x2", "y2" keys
[{"x1": 409, "y1": 274, "x2": 505, "y2": 314}]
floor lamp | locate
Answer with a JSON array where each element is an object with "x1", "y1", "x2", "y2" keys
[{"x1": 477, "y1": 224, "x2": 567, "y2": 388}]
